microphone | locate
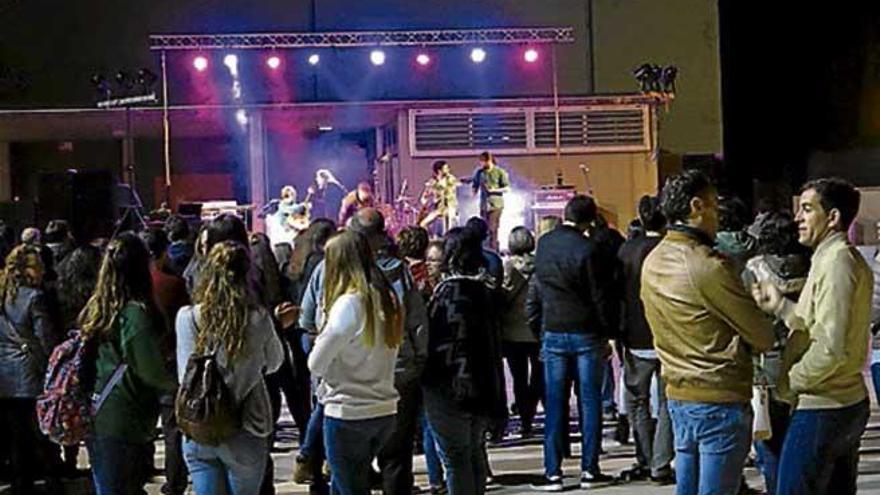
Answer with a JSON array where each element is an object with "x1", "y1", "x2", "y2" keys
[
  {"x1": 399, "y1": 179, "x2": 408, "y2": 196},
  {"x1": 579, "y1": 163, "x2": 589, "y2": 172}
]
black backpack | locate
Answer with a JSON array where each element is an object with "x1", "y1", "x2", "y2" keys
[{"x1": 175, "y1": 314, "x2": 241, "y2": 445}]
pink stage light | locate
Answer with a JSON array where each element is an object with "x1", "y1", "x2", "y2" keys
[
  {"x1": 267, "y1": 56, "x2": 282, "y2": 70},
  {"x1": 416, "y1": 53, "x2": 431, "y2": 66},
  {"x1": 524, "y1": 49, "x2": 539, "y2": 63},
  {"x1": 193, "y1": 56, "x2": 209, "y2": 72}
]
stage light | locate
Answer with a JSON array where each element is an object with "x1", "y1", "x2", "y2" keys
[
  {"x1": 318, "y1": 125, "x2": 334, "y2": 132},
  {"x1": 193, "y1": 56, "x2": 208, "y2": 72},
  {"x1": 235, "y1": 109, "x2": 248, "y2": 126},
  {"x1": 524, "y1": 48, "x2": 539, "y2": 63},
  {"x1": 308, "y1": 54, "x2": 320, "y2": 65},
  {"x1": 370, "y1": 50, "x2": 386, "y2": 66},
  {"x1": 223, "y1": 54, "x2": 239, "y2": 76},
  {"x1": 266, "y1": 56, "x2": 282, "y2": 70},
  {"x1": 416, "y1": 53, "x2": 431, "y2": 66},
  {"x1": 136, "y1": 68, "x2": 157, "y2": 89},
  {"x1": 470, "y1": 48, "x2": 486, "y2": 63}
]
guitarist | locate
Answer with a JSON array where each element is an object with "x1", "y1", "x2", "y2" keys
[
  {"x1": 278, "y1": 186, "x2": 312, "y2": 233},
  {"x1": 419, "y1": 160, "x2": 460, "y2": 234}
]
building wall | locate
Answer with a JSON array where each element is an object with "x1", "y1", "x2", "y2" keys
[{"x1": 591, "y1": 0, "x2": 722, "y2": 155}]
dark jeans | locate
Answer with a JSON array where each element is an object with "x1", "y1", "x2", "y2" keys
[
  {"x1": 622, "y1": 350, "x2": 673, "y2": 476},
  {"x1": 301, "y1": 403, "x2": 325, "y2": 461},
  {"x1": 0, "y1": 398, "x2": 62, "y2": 495},
  {"x1": 753, "y1": 398, "x2": 791, "y2": 495},
  {"x1": 423, "y1": 387, "x2": 489, "y2": 495},
  {"x1": 161, "y1": 404, "x2": 189, "y2": 495},
  {"x1": 541, "y1": 332, "x2": 605, "y2": 477},
  {"x1": 88, "y1": 436, "x2": 152, "y2": 495},
  {"x1": 668, "y1": 400, "x2": 753, "y2": 495},
  {"x1": 378, "y1": 381, "x2": 421, "y2": 495},
  {"x1": 267, "y1": 335, "x2": 312, "y2": 436},
  {"x1": 421, "y1": 412, "x2": 445, "y2": 487},
  {"x1": 776, "y1": 399, "x2": 869, "y2": 495},
  {"x1": 324, "y1": 414, "x2": 395, "y2": 495},
  {"x1": 502, "y1": 341, "x2": 543, "y2": 432}
]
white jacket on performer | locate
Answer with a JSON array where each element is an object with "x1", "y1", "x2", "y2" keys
[{"x1": 308, "y1": 293, "x2": 400, "y2": 420}]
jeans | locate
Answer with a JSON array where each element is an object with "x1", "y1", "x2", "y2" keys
[
  {"x1": 424, "y1": 387, "x2": 489, "y2": 495},
  {"x1": 324, "y1": 414, "x2": 395, "y2": 495},
  {"x1": 776, "y1": 399, "x2": 869, "y2": 495},
  {"x1": 601, "y1": 358, "x2": 616, "y2": 414},
  {"x1": 421, "y1": 412, "x2": 445, "y2": 487},
  {"x1": 502, "y1": 341, "x2": 543, "y2": 432},
  {"x1": 541, "y1": 332, "x2": 605, "y2": 477},
  {"x1": 667, "y1": 400, "x2": 753, "y2": 495},
  {"x1": 182, "y1": 431, "x2": 269, "y2": 495},
  {"x1": 622, "y1": 350, "x2": 673, "y2": 476},
  {"x1": 161, "y1": 404, "x2": 189, "y2": 495},
  {"x1": 378, "y1": 381, "x2": 422, "y2": 495},
  {"x1": 88, "y1": 436, "x2": 152, "y2": 495}
]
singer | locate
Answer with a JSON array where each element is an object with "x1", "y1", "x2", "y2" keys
[{"x1": 310, "y1": 169, "x2": 347, "y2": 221}]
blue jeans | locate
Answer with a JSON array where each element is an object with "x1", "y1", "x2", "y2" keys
[
  {"x1": 601, "y1": 359, "x2": 616, "y2": 414},
  {"x1": 541, "y1": 332, "x2": 605, "y2": 477},
  {"x1": 776, "y1": 399, "x2": 869, "y2": 495},
  {"x1": 324, "y1": 414, "x2": 395, "y2": 495},
  {"x1": 301, "y1": 403, "x2": 325, "y2": 460},
  {"x1": 667, "y1": 400, "x2": 752, "y2": 495},
  {"x1": 88, "y1": 436, "x2": 151, "y2": 495},
  {"x1": 182, "y1": 431, "x2": 269, "y2": 495},
  {"x1": 421, "y1": 411, "x2": 445, "y2": 487},
  {"x1": 423, "y1": 387, "x2": 489, "y2": 495}
]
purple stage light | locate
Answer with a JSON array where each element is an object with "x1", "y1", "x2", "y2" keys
[
  {"x1": 524, "y1": 48, "x2": 539, "y2": 63},
  {"x1": 370, "y1": 50, "x2": 386, "y2": 66},
  {"x1": 308, "y1": 53, "x2": 320, "y2": 66},
  {"x1": 470, "y1": 48, "x2": 486, "y2": 63}
]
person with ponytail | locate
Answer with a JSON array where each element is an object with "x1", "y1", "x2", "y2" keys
[
  {"x1": 81, "y1": 232, "x2": 176, "y2": 495},
  {"x1": 307, "y1": 230, "x2": 403, "y2": 495},
  {"x1": 176, "y1": 241, "x2": 284, "y2": 495}
]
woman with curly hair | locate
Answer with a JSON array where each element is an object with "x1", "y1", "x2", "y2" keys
[
  {"x1": 81, "y1": 232, "x2": 176, "y2": 495},
  {"x1": 0, "y1": 244, "x2": 63, "y2": 494},
  {"x1": 176, "y1": 241, "x2": 284, "y2": 495},
  {"x1": 307, "y1": 230, "x2": 403, "y2": 495}
]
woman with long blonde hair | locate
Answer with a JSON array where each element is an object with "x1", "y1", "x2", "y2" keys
[
  {"x1": 307, "y1": 230, "x2": 403, "y2": 495},
  {"x1": 80, "y1": 232, "x2": 176, "y2": 495},
  {"x1": 176, "y1": 241, "x2": 284, "y2": 495},
  {"x1": 0, "y1": 244, "x2": 63, "y2": 495}
]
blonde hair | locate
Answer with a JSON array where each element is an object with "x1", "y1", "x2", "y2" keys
[
  {"x1": 193, "y1": 241, "x2": 251, "y2": 360},
  {"x1": 322, "y1": 230, "x2": 402, "y2": 348},
  {"x1": 0, "y1": 244, "x2": 43, "y2": 304}
]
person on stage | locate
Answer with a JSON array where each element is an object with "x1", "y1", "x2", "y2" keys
[
  {"x1": 338, "y1": 181, "x2": 375, "y2": 227},
  {"x1": 471, "y1": 152, "x2": 510, "y2": 250},
  {"x1": 311, "y1": 169, "x2": 347, "y2": 221},
  {"x1": 420, "y1": 160, "x2": 460, "y2": 235}
]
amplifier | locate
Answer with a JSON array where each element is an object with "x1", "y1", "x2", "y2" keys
[{"x1": 533, "y1": 188, "x2": 576, "y2": 206}]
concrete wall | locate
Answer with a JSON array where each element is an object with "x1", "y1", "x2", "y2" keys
[{"x1": 591, "y1": 0, "x2": 722, "y2": 155}]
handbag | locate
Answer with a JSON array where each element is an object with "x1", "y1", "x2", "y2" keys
[{"x1": 752, "y1": 355, "x2": 772, "y2": 441}]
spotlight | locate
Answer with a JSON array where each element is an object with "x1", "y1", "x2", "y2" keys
[
  {"x1": 470, "y1": 48, "x2": 486, "y2": 63},
  {"x1": 235, "y1": 109, "x2": 248, "y2": 126},
  {"x1": 223, "y1": 54, "x2": 239, "y2": 76},
  {"x1": 660, "y1": 65, "x2": 678, "y2": 94},
  {"x1": 370, "y1": 50, "x2": 386, "y2": 66},
  {"x1": 193, "y1": 56, "x2": 209, "y2": 72},
  {"x1": 266, "y1": 56, "x2": 282, "y2": 70},
  {"x1": 524, "y1": 48, "x2": 539, "y2": 63},
  {"x1": 114, "y1": 70, "x2": 133, "y2": 90},
  {"x1": 308, "y1": 54, "x2": 320, "y2": 66},
  {"x1": 136, "y1": 68, "x2": 157, "y2": 89},
  {"x1": 416, "y1": 53, "x2": 431, "y2": 66},
  {"x1": 90, "y1": 74, "x2": 111, "y2": 98},
  {"x1": 633, "y1": 63, "x2": 662, "y2": 93}
]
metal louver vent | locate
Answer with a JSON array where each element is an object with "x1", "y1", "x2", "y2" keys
[
  {"x1": 535, "y1": 108, "x2": 647, "y2": 151},
  {"x1": 411, "y1": 111, "x2": 527, "y2": 156}
]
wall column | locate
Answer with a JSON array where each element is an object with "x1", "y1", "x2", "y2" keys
[{"x1": 247, "y1": 110, "x2": 268, "y2": 233}]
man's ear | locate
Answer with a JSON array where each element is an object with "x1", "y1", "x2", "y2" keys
[
  {"x1": 689, "y1": 196, "x2": 703, "y2": 218},
  {"x1": 827, "y1": 208, "x2": 843, "y2": 231}
]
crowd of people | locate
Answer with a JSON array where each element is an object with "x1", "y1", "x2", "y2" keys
[{"x1": 0, "y1": 170, "x2": 876, "y2": 495}]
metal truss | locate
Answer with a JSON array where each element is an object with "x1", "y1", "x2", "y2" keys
[{"x1": 149, "y1": 27, "x2": 574, "y2": 51}]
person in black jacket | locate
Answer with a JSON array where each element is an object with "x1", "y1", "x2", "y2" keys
[
  {"x1": 423, "y1": 227, "x2": 506, "y2": 495},
  {"x1": 528, "y1": 195, "x2": 617, "y2": 491},
  {"x1": 617, "y1": 195, "x2": 674, "y2": 484}
]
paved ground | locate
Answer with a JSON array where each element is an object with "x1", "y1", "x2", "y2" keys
[{"x1": 10, "y1": 411, "x2": 880, "y2": 494}]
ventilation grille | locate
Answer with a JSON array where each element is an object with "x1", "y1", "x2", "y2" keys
[
  {"x1": 535, "y1": 109, "x2": 646, "y2": 149},
  {"x1": 413, "y1": 111, "x2": 527, "y2": 151}
]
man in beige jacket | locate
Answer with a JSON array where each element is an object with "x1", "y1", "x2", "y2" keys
[
  {"x1": 753, "y1": 177, "x2": 872, "y2": 495},
  {"x1": 641, "y1": 170, "x2": 775, "y2": 495}
]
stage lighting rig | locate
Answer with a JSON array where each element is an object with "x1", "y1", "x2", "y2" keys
[
  {"x1": 92, "y1": 68, "x2": 159, "y2": 108},
  {"x1": 660, "y1": 65, "x2": 678, "y2": 94},
  {"x1": 633, "y1": 63, "x2": 662, "y2": 94}
]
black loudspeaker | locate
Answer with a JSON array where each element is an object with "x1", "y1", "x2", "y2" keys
[{"x1": 37, "y1": 170, "x2": 115, "y2": 243}]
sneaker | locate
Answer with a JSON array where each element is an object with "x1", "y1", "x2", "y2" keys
[
  {"x1": 531, "y1": 475, "x2": 564, "y2": 492},
  {"x1": 429, "y1": 484, "x2": 447, "y2": 494},
  {"x1": 618, "y1": 464, "x2": 650, "y2": 482},
  {"x1": 650, "y1": 471, "x2": 675, "y2": 486},
  {"x1": 293, "y1": 456, "x2": 315, "y2": 484},
  {"x1": 580, "y1": 472, "x2": 614, "y2": 489}
]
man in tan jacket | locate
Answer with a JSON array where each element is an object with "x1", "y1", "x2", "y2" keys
[
  {"x1": 641, "y1": 170, "x2": 775, "y2": 495},
  {"x1": 753, "y1": 178, "x2": 871, "y2": 495}
]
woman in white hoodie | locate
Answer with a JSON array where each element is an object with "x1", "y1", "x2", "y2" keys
[{"x1": 308, "y1": 230, "x2": 403, "y2": 495}]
